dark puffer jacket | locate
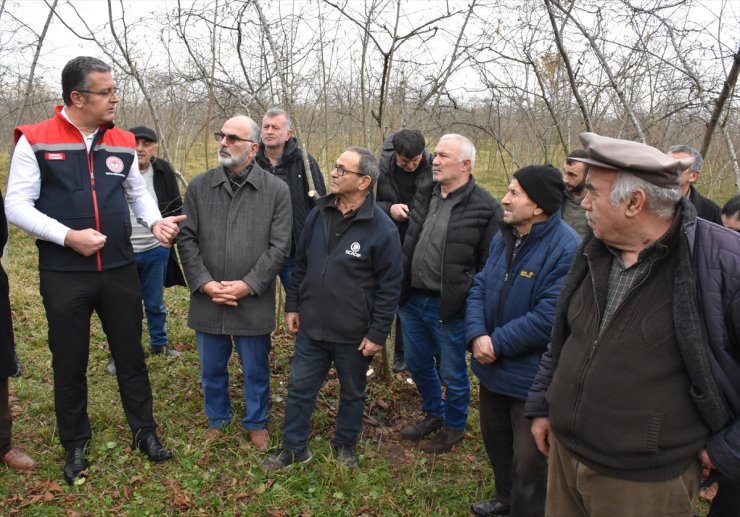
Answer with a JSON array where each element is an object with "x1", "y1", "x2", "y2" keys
[
  {"x1": 465, "y1": 212, "x2": 579, "y2": 401},
  {"x1": 0, "y1": 192, "x2": 18, "y2": 379},
  {"x1": 255, "y1": 137, "x2": 326, "y2": 249},
  {"x1": 376, "y1": 133, "x2": 433, "y2": 242},
  {"x1": 525, "y1": 199, "x2": 740, "y2": 480},
  {"x1": 401, "y1": 177, "x2": 502, "y2": 322}
]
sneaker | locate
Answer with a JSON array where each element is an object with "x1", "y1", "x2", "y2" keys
[
  {"x1": 333, "y1": 444, "x2": 358, "y2": 468},
  {"x1": 469, "y1": 497, "x2": 511, "y2": 516},
  {"x1": 400, "y1": 414, "x2": 443, "y2": 441},
  {"x1": 421, "y1": 426, "x2": 465, "y2": 454},
  {"x1": 262, "y1": 447, "x2": 313, "y2": 471},
  {"x1": 105, "y1": 357, "x2": 116, "y2": 375},
  {"x1": 152, "y1": 346, "x2": 181, "y2": 357}
]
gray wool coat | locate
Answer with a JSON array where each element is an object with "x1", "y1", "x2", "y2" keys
[{"x1": 178, "y1": 163, "x2": 292, "y2": 336}]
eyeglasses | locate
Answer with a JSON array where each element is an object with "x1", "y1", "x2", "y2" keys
[
  {"x1": 214, "y1": 131, "x2": 255, "y2": 145},
  {"x1": 77, "y1": 87, "x2": 119, "y2": 98},
  {"x1": 332, "y1": 163, "x2": 364, "y2": 177}
]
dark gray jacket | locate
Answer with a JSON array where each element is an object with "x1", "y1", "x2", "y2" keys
[{"x1": 178, "y1": 162, "x2": 292, "y2": 336}]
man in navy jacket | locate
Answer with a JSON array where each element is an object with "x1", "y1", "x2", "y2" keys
[
  {"x1": 264, "y1": 146, "x2": 402, "y2": 470},
  {"x1": 465, "y1": 165, "x2": 579, "y2": 517}
]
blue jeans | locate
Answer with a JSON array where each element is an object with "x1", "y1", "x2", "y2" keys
[
  {"x1": 196, "y1": 332, "x2": 271, "y2": 431},
  {"x1": 278, "y1": 253, "x2": 295, "y2": 293},
  {"x1": 134, "y1": 245, "x2": 170, "y2": 348},
  {"x1": 399, "y1": 292, "x2": 469, "y2": 430},
  {"x1": 281, "y1": 333, "x2": 370, "y2": 451}
]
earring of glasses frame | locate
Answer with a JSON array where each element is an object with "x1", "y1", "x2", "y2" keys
[
  {"x1": 332, "y1": 163, "x2": 364, "y2": 177},
  {"x1": 76, "y1": 87, "x2": 119, "y2": 98},
  {"x1": 214, "y1": 131, "x2": 255, "y2": 145}
]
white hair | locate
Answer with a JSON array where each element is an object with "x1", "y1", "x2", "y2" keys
[
  {"x1": 439, "y1": 133, "x2": 476, "y2": 172},
  {"x1": 610, "y1": 173, "x2": 681, "y2": 219}
]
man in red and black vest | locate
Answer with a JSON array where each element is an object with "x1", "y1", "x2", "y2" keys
[{"x1": 5, "y1": 56, "x2": 185, "y2": 485}]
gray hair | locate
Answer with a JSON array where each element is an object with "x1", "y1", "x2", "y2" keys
[
  {"x1": 668, "y1": 144, "x2": 703, "y2": 172},
  {"x1": 347, "y1": 146, "x2": 379, "y2": 188},
  {"x1": 264, "y1": 107, "x2": 292, "y2": 130},
  {"x1": 439, "y1": 133, "x2": 476, "y2": 172},
  {"x1": 610, "y1": 173, "x2": 681, "y2": 219},
  {"x1": 62, "y1": 56, "x2": 112, "y2": 105},
  {"x1": 231, "y1": 114, "x2": 260, "y2": 142}
]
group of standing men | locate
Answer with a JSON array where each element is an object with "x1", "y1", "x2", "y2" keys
[{"x1": 1, "y1": 55, "x2": 739, "y2": 517}]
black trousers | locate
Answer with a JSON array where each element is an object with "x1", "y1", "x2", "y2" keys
[
  {"x1": 0, "y1": 378, "x2": 11, "y2": 457},
  {"x1": 40, "y1": 264, "x2": 156, "y2": 450},
  {"x1": 708, "y1": 473, "x2": 740, "y2": 517},
  {"x1": 479, "y1": 385, "x2": 547, "y2": 517}
]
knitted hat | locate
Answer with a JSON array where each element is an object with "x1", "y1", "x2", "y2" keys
[{"x1": 513, "y1": 165, "x2": 565, "y2": 215}]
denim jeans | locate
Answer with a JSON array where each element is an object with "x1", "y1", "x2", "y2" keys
[
  {"x1": 134, "y1": 245, "x2": 170, "y2": 348},
  {"x1": 196, "y1": 332, "x2": 271, "y2": 431},
  {"x1": 399, "y1": 292, "x2": 469, "y2": 430},
  {"x1": 281, "y1": 333, "x2": 370, "y2": 451},
  {"x1": 278, "y1": 253, "x2": 295, "y2": 293}
]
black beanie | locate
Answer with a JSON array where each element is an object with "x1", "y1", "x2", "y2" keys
[{"x1": 512, "y1": 165, "x2": 565, "y2": 215}]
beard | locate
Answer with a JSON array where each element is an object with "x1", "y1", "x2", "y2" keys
[{"x1": 218, "y1": 148, "x2": 249, "y2": 169}]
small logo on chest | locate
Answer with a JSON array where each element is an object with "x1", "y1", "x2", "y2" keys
[
  {"x1": 105, "y1": 156, "x2": 125, "y2": 175},
  {"x1": 45, "y1": 152, "x2": 66, "y2": 160},
  {"x1": 519, "y1": 270, "x2": 535, "y2": 279},
  {"x1": 345, "y1": 242, "x2": 362, "y2": 258}
]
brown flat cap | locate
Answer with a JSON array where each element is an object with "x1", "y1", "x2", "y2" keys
[{"x1": 570, "y1": 132, "x2": 693, "y2": 188}]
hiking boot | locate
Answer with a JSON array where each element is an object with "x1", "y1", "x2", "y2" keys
[
  {"x1": 421, "y1": 426, "x2": 465, "y2": 453},
  {"x1": 262, "y1": 447, "x2": 313, "y2": 471},
  {"x1": 400, "y1": 414, "x2": 443, "y2": 441},
  {"x1": 469, "y1": 497, "x2": 511, "y2": 516},
  {"x1": 333, "y1": 444, "x2": 358, "y2": 468}
]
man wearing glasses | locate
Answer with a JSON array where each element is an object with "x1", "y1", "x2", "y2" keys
[
  {"x1": 178, "y1": 115, "x2": 291, "y2": 452},
  {"x1": 6, "y1": 56, "x2": 184, "y2": 484},
  {"x1": 264, "y1": 147, "x2": 402, "y2": 470}
]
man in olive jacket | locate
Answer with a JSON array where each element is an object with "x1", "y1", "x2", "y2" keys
[{"x1": 178, "y1": 115, "x2": 291, "y2": 451}]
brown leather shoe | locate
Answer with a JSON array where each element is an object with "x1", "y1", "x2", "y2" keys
[
  {"x1": 2, "y1": 447, "x2": 36, "y2": 471},
  {"x1": 248, "y1": 429, "x2": 269, "y2": 451}
]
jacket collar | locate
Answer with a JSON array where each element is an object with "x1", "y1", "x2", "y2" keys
[
  {"x1": 210, "y1": 160, "x2": 267, "y2": 191},
  {"x1": 317, "y1": 192, "x2": 375, "y2": 220},
  {"x1": 500, "y1": 210, "x2": 563, "y2": 252}
]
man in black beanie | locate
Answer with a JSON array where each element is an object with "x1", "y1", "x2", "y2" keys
[{"x1": 465, "y1": 164, "x2": 580, "y2": 517}]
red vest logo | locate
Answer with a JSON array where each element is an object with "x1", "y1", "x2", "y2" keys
[
  {"x1": 45, "y1": 152, "x2": 66, "y2": 160},
  {"x1": 106, "y1": 156, "x2": 125, "y2": 173}
]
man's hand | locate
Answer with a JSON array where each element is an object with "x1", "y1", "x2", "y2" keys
[
  {"x1": 531, "y1": 417, "x2": 553, "y2": 457},
  {"x1": 698, "y1": 448, "x2": 716, "y2": 481},
  {"x1": 472, "y1": 335, "x2": 496, "y2": 364},
  {"x1": 201, "y1": 281, "x2": 238, "y2": 306},
  {"x1": 64, "y1": 228, "x2": 107, "y2": 256},
  {"x1": 202, "y1": 280, "x2": 251, "y2": 305},
  {"x1": 152, "y1": 214, "x2": 187, "y2": 245},
  {"x1": 285, "y1": 312, "x2": 300, "y2": 333},
  {"x1": 389, "y1": 203, "x2": 410, "y2": 222},
  {"x1": 220, "y1": 280, "x2": 251, "y2": 300},
  {"x1": 358, "y1": 337, "x2": 383, "y2": 357}
]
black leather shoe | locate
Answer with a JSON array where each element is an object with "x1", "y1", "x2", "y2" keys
[
  {"x1": 63, "y1": 446, "x2": 89, "y2": 485},
  {"x1": 392, "y1": 357, "x2": 407, "y2": 373},
  {"x1": 400, "y1": 414, "x2": 443, "y2": 441},
  {"x1": 469, "y1": 498, "x2": 510, "y2": 516},
  {"x1": 133, "y1": 434, "x2": 173, "y2": 462}
]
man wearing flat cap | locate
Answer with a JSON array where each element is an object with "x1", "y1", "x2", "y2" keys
[
  {"x1": 105, "y1": 126, "x2": 185, "y2": 374},
  {"x1": 465, "y1": 165, "x2": 580, "y2": 517},
  {"x1": 525, "y1": 132, "x2": 740, "y2": 516}
]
